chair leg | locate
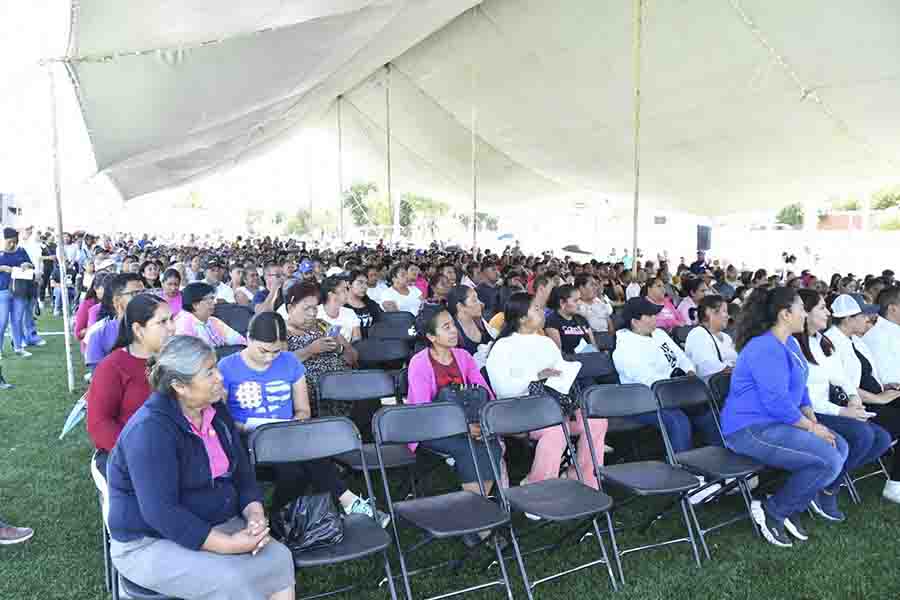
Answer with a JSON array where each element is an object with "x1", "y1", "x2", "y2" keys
[
  {"x1": 382, "y1": 550, "x2": 399, "y2": 600},
  {"x1": 493, "y1": 532, "x2": 515, "y2": 600},
  {"x1": 590, "y1": 517, "x2": 618, "y2": 592},
  {"x1": 737, "y1": 478, "x2": 761, "y2": 538},
  {"x1": 604, "y1": 511, "x2": 625, "y2": 587},
  {"x1": 393, "y1": 539, "x2": 415, "y2": 600},
  {"x1": 507, "y1": 525, "x2": 536, "y2": 600},
  {"x1": 679, "y1": 497, "x2": 705, "y2": 566},
  {"x1": 843, "y1": 473, "x2": 862, "y2": 504},
  {"x1": 102, "y1": 527, "x2": 112, "y2": 592}
]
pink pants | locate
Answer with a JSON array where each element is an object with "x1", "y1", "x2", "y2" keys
[{"x1": 526, "y1": 410, "x2": 608, "y2": 489}]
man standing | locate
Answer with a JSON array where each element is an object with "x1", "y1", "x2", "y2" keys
[
  {"x1": 0, "y1": 228, "x2": 36, "y2": 358},
  {"x1": 689, "y1": 251, "x2": 708, "y2": 275},
  {"x1": 18, "y1": 225, "x2": 46, "y2": 348}
]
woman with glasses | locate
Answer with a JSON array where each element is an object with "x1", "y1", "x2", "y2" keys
[
  {"x1": 344, "y1": 269, "x2": 383, "y2": 339},
  {"x1": 174, "y1": 282, "x2": 247, "y2": 348},
  {"x1": 85, "y1": 273, "x2": 145, "y2": 370}
]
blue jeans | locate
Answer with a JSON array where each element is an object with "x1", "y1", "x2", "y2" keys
[
  {"x1": 635, "y1": 408, "x2": 723, "y2": 453},
  {"x1": 53, "y1": 286, "x2": 75, "y2": 315},
  {"x1": 0, "y1": 290, "x2": 27, "y2": 351},
  {"x1": 725, "y1": 423, "x2": 849, "y2": 522},
  {"x1": 21, "y1": 295, "x2": 42, "y2": 346},
  {"x1": 816, "y1": 413, "x2": 893, "y2": 474}
]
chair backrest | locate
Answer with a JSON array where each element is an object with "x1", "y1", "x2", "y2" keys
[
  {"x1": 250, "y1": 417, "x2": 362, "y2": 464},
  {"x1": 374, "y1": 402, "x2": 468, "y2": 445},
  {"x1": 480, "y1": 393, "x2": 564, "y2": 436},
  {"x1": 564, "y1": 351, "x2": 618, "y2": 382},
  {"x1": 672, "y1": 325, "x2": 696, "y2": 347},
  {"x1": 582, "y1": 383, "x2": 657, "y2": 418},
  {"x1": 652, "y1": 376, "x2": 712, "y2": 411},
  {"x1": 319, "y1": 369, "x2": 395, "y2": 402},
  {"x1": 215, "y1": 344, "x2": 246, "y2": 361},
  {"x1": 213, "y1": 303, "x2": 254, "y2": 335},
  {"x1": 708, "y1": 371, "x2": 732, "y2": 408},
  {"x1": 369, "y1": 321, "x2": 415, "y2": 341},
  {"x1": 378, "y1": 311, "x2": 416, "y2": 328},
  {"x1": 593, "y1": 331, "x2": 616, "y2": 352},
  {"x1": 355, "y1": 338, "x2": 411, "y2": 365}
]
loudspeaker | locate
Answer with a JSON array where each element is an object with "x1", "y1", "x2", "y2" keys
[{"x1": 697, "y1": 225, "x2": 711, "y2": 251}]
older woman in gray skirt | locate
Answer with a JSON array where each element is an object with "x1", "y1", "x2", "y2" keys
[{"x1": 106, "y1": 335, "x2": 295, "y2": 600}]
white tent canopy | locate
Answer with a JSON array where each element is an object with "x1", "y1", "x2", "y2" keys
[{"x1": 55, "y1": 0, "x2": 900, "y2": 215}]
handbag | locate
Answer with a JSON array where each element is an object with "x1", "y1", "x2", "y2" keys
[
  {"x1": 435, "y1": 383, "x2": 490, "y2": 424},
  {"x1": 271, "y1": 493, "x2": 344, "y2": 553},
  {"x1": 829, "y1": 384, "x2": 850, "y2": 407},
  {"x1": 528, "y1": 379, "x2": 582, "y2": 417}
]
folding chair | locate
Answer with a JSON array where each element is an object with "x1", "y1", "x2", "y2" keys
[
  {"x1": 581, "y1": 384, "x2": 706, "y2": 583},
  {"x1": 671, "y1": 325, "x2": 696, "y2": 348},
  {"x1": 215, "y1": 344, "x2": 246, "y2": 361},
  {"x1": 652, "y1": 377, "x2": 764, "y2": 559},
  {"x1": 213, "y1": 303, "x2": 254, "y2": 336},
  {"x1": 354, "y1": 338, "x2": 412, "y2": 369},
  {"x1": 369, "y1": 321, "x2": 417, "y2": 343},
  {"x1": 374, "y1": 402, "x2": 513, "y2": 600},
  {"x1": 318, "y1": 370, "x2": 417, "y2": 488},
  {"x1": 249, "y1": 418, "x2": 397, "y2": 600},
  {"x1": 481, "y1": 393, "x2": 619, "y2": 598},
  {"x1": 377, "y1": 311, "x2": 416, "y2": 329},
  {"x1": 90, "y1": 451, "x2": 179, "y2": 600},
  {"x1": 592, "y1": 331, "x2": 616, "y2": 352}
]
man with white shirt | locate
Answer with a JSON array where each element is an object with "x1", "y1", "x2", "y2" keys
[
  {"x1": 203, "y1": 258, "x2": 235, "y2": 303},
  {"x1": 364, "y1": 264, "x2": 387, "y2": 303},
  {"x1": 863, "y1": 287, "x2": 900, "y2": 387},
  {"x1": 17, "y1": 225, "x2": 46, "y2": 348}
]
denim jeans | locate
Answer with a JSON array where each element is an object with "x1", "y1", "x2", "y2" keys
[
  {"x1": 634, "y1": 407, "x2": 723, "y2": 453},
  {"x1": 21, "y1": 295, "x2": 42, "y2": 346},
  {"x1": 0, "y1": 289, "x2": 26, "y2": 351},
  {"x1": 725, "y1": 423, "x2": 849, "y2": 522},
  {"x1": 53, "y1": 286, "x2": 75, "y2": 315},
  {"x1": 816, "y1": 413, "x2": 893, "y2": 474}
]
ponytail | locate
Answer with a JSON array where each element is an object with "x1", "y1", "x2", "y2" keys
[{"x1": 734, "y1": 287, "x2": 797, "y2": 351}]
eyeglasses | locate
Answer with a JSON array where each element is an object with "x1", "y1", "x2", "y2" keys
[{"x1": 117, "y1": 289, "x2": 143, "y2": 298}]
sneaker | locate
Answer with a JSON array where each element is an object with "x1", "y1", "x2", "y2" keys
[
  {"x1": 750, "y1": 500, "x2": 792, "y2": 548},
  {"x1": 726, "y1": 475, "x2": 759, "y2": 495},
  {"x1": 810, "y1": 490, "x2": 846, "y2": 522},
  {"x1": 689, "y1": 477, "x2": 722, "y2": 505},
  {"x1": 347, "y1": 498, "x2": 391, "y2": 528},
  {"x1": 0, "y1": 523, "x2": 34, "y2": 545},
  {"x1": 783, "y1": 516, "x2": 809, "y2": 542},
  {"x1": 28, "y1": 339, "x2": 47, "y2": 347},
  {"x1": 883, "y1": 480, "x2": 900, "y2": 505},
  {"x1": 0, "y1": 368, "x2": 12, "y2": 390},
  {"x1": 13, "y1": 349, "x2": 32, "y2": 358}
]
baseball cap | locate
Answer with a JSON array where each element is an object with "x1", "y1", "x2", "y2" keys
[
  {"x1": 621, "y1": 297, "x2": 663, "y2": 325},
  {"x1": 832, "y1": 294, "x2": 878, "y2": 318},
  {"x1": 325, "y1": 266, "x2": 344, "y2": 277},
  {"x1": 297, "y1": 259, "x2": 313, "y2": 274},
  {"x1": 95, "y1": 258, "x2": 117, "y2": 272},
  {"x1": 3, "y1": 228, "x2": 18, "y2": 240},
  {"x1": 205, "y1": 258, "x2": 223, "y2": 269}
]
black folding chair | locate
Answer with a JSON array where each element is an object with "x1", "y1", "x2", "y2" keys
[
  {"x1": 592, "y1": 331, "x2": 616, "y2": 352},
  {"x1": 652, "y1": 377, "x2": 764, "y2": 559},
  {"x1": 672, "y1": 325, "x2": 696, "y2": 348},
  {"x1": 374, "y1": 403, "x2": 514, "y2": 600},
  {"x1": 213, "y1": 303, "x2": 254, "y2": 336},
  {"x1": 377, "y1": 311, "x2": 416, "y2": 329},
  {"x1": 563, "y1": 351, "x2": 619, "y2": 385},
  {"x1": 318, "y1": 371, "x2": 417, "y2": 488},
  {"x1": 369, "y1": 321, "x2": 417, "y2": 343},
  {"x1": 215, "y1": 344, "x2": 246, "y2": 361},
  {"x1": 249, "y1": 418, "x2": 397, "y2": 600},
  {"x1": 581, "y1": 384, "x2": 705, "y2": 582},
  {"x1": 481, "y1": 394, "x2": 619, "y2": 598},
  {"x1": 706, "y1": 371, "x2": 731, "y2": 412},
  {"x1": 354, "y1": 338, "x2": 412, "y2": 369}
]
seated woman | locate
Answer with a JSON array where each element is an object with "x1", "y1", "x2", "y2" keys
[
  {"x1": 106, "y1": 335, "x2": 296, "y2": 600},
  {"x1": 794, "y1": 289, "x2": 892, "y2": 520},
  {"x1": 317, "y1": 275, "x2": 361, "y2": 343},
  {"x1": 643, "y1": 275, "x2": 685, "y2": 332},
  {"x1": 284, "y1": 281, "x2": 353, "y2": 418},
  {"x1": 84, "y1": 273, "x2": 145, "y2": 370},
  {"x1": 379, "y1": 263, "x2": 423, "y2": 315},
  {"x1": 174, "y1": 282, "x2": 247, "y2": 348},
  {"x1": 722, "y1": 288, "x2": 849, "y2": 548},
  {"x1": 75, "y1": 272, "x2": 109, "y2": 354},
  {"x1": 447, "y1": 285, "x2": 495, "y2": 359},
  {"x1": 685, "y1": 295, "x2": 738, "y2": 379},
  {"x1": 344, "y1": 269, "x2": 383, "y2": 339},
  {"x1": 544, "y1": 284, "x2": 596, "y2": 354},
  {"x1": 826, "y1": 294, "x2": 900, "y2": 503},
  {"x1": 676, "y1": 276, "x2": 708, "y2": 326},
  {"x1": 486, "y1": 292, "x2": 608, "y2": 489},
  {"x1": 426, "y1": 272, "x2": 451, "y2": 305},
  {"x1": 407, "y1": 308, "x2": 506, "y2": 542},
  {"x1": 219, "y1": 312, "x2": 388, "y2": 526},
  {"x1": 613, "y1": 297, "x2": 721, "y2": 452},
  {"x1": 139, "y1": 259, "x2": 161, "y2": 290},
  {"x1": 87, "y1": 294, "x2": 175, "y2": 476},
  {"x1": 161, "y1": 268, "x2": 183, "y2": 315}
]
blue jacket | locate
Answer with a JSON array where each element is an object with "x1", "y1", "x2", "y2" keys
[
  {"x1": 721, "y1": 332, "x2": 811, "y2": 437},
  {"x1": 106, "y1": 391, "x2": 262, "y2": 550}
]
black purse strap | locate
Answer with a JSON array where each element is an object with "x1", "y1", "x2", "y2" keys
[{"x1": 702, "y1": 326, "x2": 723, "y2": 362}]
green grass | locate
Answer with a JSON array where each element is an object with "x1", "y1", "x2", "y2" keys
[{"x1": 2, "y1": 314, "x2": 900, "y2": 599}]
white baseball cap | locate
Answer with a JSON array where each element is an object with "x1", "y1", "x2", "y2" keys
[{"x1": 830, "y1": 294, "x2": 878, "y2": 318}]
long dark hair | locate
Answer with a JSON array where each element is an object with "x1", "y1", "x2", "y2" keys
[
  {"x1": 697, "y1": 294, "x2": 725, "y2": 325},
  {"x1": 247, "y1": 311, "x2": 288, "y2": 343},
  {"x1": 113, "y1": 294, "x2": 165, "y2": 350},
  {"x1": 491, "y1": 292, "x2": 534, "y2": 352},
  {"x1": 446, "y1": 285, "x2": 472, "y2": 318},
  {"x1": 139, "y1": 259, "x2": 160, "y2": 288},
  {"x1": 548, "y1": 284, "x2": 577, "y2": 311},
  {"x1": 98, "y1": 273, "x2": 143, "y2": 322},
  {"x1": 793, "y1": 289, "x2": 834, "y2": 365},
  {"x1": 85, "y1": 271, "x2": 110, "y2": 304},
  {"x1": 733, "y1": 287, "x2": 798, "y2": 351}
]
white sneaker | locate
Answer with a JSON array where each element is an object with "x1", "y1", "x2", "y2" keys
[
  {"x1": 726, "y1": 475, "x2": 759, "y2": 495},
  {"x1": 31, "y1": 339, "x2": 47, "y2": 347},
  {"x1": 689, "y1": 476, "x2": 722, "y2": 505},
  {"x1": 883, "y1": 480, "x2": 900, "y2": 504},
  {"x1": 14, "y1": 349, "x2": 32, "y2": 358}
]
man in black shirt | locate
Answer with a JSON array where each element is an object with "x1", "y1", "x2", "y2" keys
[{"x1": 476, "y1": 260, "x2": 501, "y2": 320}]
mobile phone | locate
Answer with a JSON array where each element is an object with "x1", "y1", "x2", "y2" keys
[{"x1": 327, "y1": 325, "x2": 342, "y2": 338}]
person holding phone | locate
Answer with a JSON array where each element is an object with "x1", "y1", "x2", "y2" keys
[{"x1": 793, "y1": 290, "x2": 892, "y2": 521}]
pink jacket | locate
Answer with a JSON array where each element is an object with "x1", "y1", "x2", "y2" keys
[
  {"x1": 653, "y1": 297, "x2": 685, "y2": 331},
  {"x1": 405, "y1": 347, "x2": 493, "y2": 451}
]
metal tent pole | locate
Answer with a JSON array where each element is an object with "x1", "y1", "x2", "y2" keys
[
  {"x1": 631, "y1": 0, "x2": 644, "y2": 263},
  {"x1": 48, "y1": 65, "x2": 75, "y2": 394},
  {"x1": 471, "y1": 100, "x2": 477, "y2": 251},
  {"x1": 386, "y1": 64, "x2": 398, "y2": 242},
  {"x1": 337, "y1": 97, "x2": 344, "y2": 243}
]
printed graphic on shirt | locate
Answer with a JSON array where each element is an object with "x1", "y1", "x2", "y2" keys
[
  {"x1": 234, "y1": 380, "x2": 292, "y2": 415},
  {"x1": 660, "y1": 342, "x2": 678, "y2": 369}
]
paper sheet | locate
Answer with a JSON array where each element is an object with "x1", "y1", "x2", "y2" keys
[
  {"x1": 11, "y1": 267, "x2": 34, "y2": 280},
  {"x1": 544, "y1": 360, "x2": 582, "y2": 395}
]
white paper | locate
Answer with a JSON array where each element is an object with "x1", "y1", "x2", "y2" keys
[
  {"x1": 11, "y1": 268, "x2": 34, "y2": 280},
  {"x1": 544, "y1": 360, "x2": 582, "y2": 395},
  {"x1": 244, "y1": 417, "x2": 287, "y2": 431}
]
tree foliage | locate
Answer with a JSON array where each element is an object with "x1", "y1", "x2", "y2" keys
[
  {"x1": 457, "y1": 211, "x2": 500, "y2": 232},
  {"x1": 284, "y1": 210, "x2": 311, "y2": 236},
  {"x1": 342, "y1": 183, "x2": 378, "y2": 227},
  {"x1": 873, "y1": 185, "x2": 900, "y2": 211},
  {"x1": 775, "y1": 203, "x2": 803, "y2": 227}
]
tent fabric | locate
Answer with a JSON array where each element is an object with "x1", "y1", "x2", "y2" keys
[{"x1": 64, "y1": 0, "x2": 900, "y2": 215}]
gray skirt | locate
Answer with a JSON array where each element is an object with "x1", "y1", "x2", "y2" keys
[{"x1": 110, "y1": 516, "x2": 295, "y2": 600}]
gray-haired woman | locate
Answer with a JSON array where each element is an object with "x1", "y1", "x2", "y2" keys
[{"x1": 106, "y1": 335, "x2": 295, "y2": 600}]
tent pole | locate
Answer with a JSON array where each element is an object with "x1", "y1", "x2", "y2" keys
[
  {"x1": 48, "y1": 65, "x2": 75, "y2": 394},
  {"x1": 631, "y1": 0, "x2": 644, "y2": 265},
  {"x1": 471, "y1": 100, "x2": 477, "y2": 252},
  {"x1": 386, "y1": 64, "x2": 397, "y2": 242},
  {"x1": 337, "y1": 97, "x2": 344, "y2": 244}
]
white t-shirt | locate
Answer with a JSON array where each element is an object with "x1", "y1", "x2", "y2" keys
[
  {"x1": 625, "y1": 282, "x2": 641, "y2": 300},
  {"x1": 576, "y1": 297, "x2": 613, "y2": 332},
  {"x1": 316, "y1": 305, "x2": 361, "y2": 342},
  {"x1": 684, "y1": 326, "x2": 737, "y2": 378},
  {"x1": 379, "y1": 286, "x2": 423, "y2": 316},
  {"x1": 366, "y1": 281, "x2": 388, "y2": 303},
  {"x1": 207, "y1": 280, "x2": 235, "y2": 304}
]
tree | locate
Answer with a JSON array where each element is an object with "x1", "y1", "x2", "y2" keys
[
  {"x1": 283, "y1": 209, "x2": 310, "y2": 236},
  {"x1": 775, "y1": 203, "x2": 803, "y2": 227},
  {"x1": 457, "y1": 211, "x2": 500, "y2": 233},
  {"x1": 873, "y1": 185, "x2": 900, "y2": 211},
  {"x1": 342, "y1": 183, "x2": 377, "y2": 227}
]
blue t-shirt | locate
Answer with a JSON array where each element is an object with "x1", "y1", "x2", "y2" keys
[
  {"x1": 219, "y1": 351, "x2": 305, "y2": 424},
  {"x1": 0, "y1": 248, "x2": 32, "y2": 291}
]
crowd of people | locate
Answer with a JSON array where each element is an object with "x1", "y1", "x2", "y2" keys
[{"x1": 4, "y1": 230, "x2": 900, "y2": 597}]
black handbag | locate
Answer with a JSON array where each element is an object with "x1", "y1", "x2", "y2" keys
[
  {"x1": 271, "y1": 493, "x2": 344, "y2": 553},
  {"x1": 435, "y1": 383, "x2": 490, "y2": 424},
  {"x1": 829, "y1": 384, "x2": 850, "y2": 407},
  {"x1": 528, "y1": 379, "x2": 582, "y2": 417}
]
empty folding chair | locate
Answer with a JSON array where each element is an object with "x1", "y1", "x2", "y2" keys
[
  {"x1": 354, "y1": 338, "x2": 412, "y2": 370},
  {"x1": 377, "y1": 310, "x2": 416, "y2": 329},
  {"x1": 652, "y1": 377, "x2": 765, "y2": 559},
  {"x1": 592, "y1": 331, "x2": 616, "y2": 352},
  {"x1": 480, "y1": 393, "x2": 619, "y2": 598},
  {"x1": 580, "y1": 384, "x2": 706, "y2": 582},
  {"x1": 249, "y1": 418, "x2": 397, "y2": 600},
  {"x1": 369, "y1": 321, "x2": 417, "y2": 343},
  {"x1": 374, "y1": 402, "x2": 513, "y2": 600}
]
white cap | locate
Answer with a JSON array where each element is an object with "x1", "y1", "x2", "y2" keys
[
  {"x1": 830, "y1": 294, "x2": 877, "y2": 318},
  {"x1": 325, "y1": 266, "x2": 343, "y2": 277}
]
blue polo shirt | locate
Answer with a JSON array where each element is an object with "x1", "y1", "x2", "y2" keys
[
  {"x1": 219, "y1": 351, "x2": 305, "y2": 424},
  {"x1": 0, "y1": 248, "x2": 31, "y2": 291}
]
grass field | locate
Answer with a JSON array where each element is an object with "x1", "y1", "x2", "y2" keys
[{"x1": 1, "y1": 314, "x2": 900, "y2": 600}]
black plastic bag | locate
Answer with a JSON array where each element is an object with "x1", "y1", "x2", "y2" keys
[
  {"x1": 271, "y1": 493, "x2": 344, "y2": 552},
  {"x1": 435, "y1": 383, "x2": 490, "y2": 423}
]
